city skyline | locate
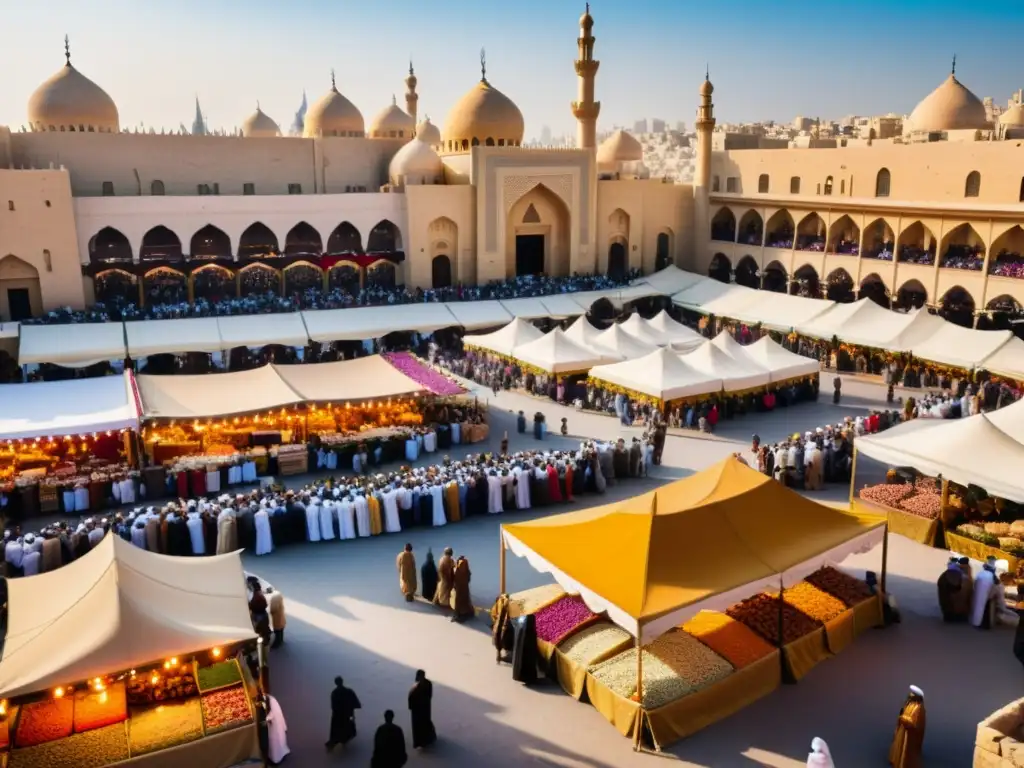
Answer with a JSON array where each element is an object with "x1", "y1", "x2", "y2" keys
[{"x1": 2, "y1": 0, "x2": 1021, "y2": 138}]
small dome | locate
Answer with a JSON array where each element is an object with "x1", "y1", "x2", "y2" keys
[
  {"x1": 999, "y1": 103, "x2": 1024, "y2": 127},
  {"x1": 907, "y1": 73, "x2": 989, "y2": 133},
  {"x1": 28, "y1": 50, "x2": 119, "y2": 133},
  {"x1": 389, "y1": 137, "x2": 443, "y2": 185},
  {"x1": 597, "y1": 130, "x2": 643, "y2": 164},
  {"x1": 442, "y1": 78, "x2": 524, "y2": 152},
  {"x1": 241, "y1": 106, "x2": 280, "y2": 137},
  {"x1": 699, "y1": 77, "x2": 714, "y2": 97},
  {"x1": 369, "y1": 97, "x2": 415, "y2": 139},
  {"x1": 580, "y1": 8, "x2": 594, "y2": 30},
  {"x1": 416, "y1": 116, "x2": 441, "y2": 146},
  {"x1": 304, "y1": 73, "x2": 365, "y2": 138}
]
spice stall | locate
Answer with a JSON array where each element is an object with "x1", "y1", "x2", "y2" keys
[
  {"x1": 496, "y1": 458, "x2": 887, "y2": 749},
  {"x1": 0, "y1": 374, "x2": 142, "y2": 519},
  {"x1": 0, "y1": 535, "x2": 264, "y2": 768}
]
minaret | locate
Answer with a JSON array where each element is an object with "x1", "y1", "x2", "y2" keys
[
  {"x1": 694, "y1": 69, "x2": 716, "y2": 262},
  {"x1": 192, "y1": 96, "x2": 207, "y2": 136},
  {"x1": 405, "y1": 61, "x2": 419, "y2": 131},
  {"x1": 571, "y1": 4, "x2": 600, "y2": 149}
]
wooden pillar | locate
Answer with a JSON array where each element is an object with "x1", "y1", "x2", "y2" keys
[
  {"x1": 848, "y1": 447, "x2": 859, "y2": 505},
  {"x1": 138, "y1": 276, "x2": 146, "y2": 309},
  {"x1": 187, "y1": 272, "x2": 195, "y2": 304}
]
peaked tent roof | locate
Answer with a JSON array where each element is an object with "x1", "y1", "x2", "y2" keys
[
  {"x1": 646, "y1": 310, "x2": 706, "y2": 351},
  {"x1": 463, "y1": 317, "x2": 544, "y2": 356},
  {"x1": 588, "y1": 347, "x2": 722, "y2": 402},
  {"x1": 511, "y1": 328, "x2": 612, "y2": 374},
  {"x1": 0, "y1": 535, "x2": 255, "y2": 699},
  {"x1": 137, "y1": 365, "x2": 303, "y2": 419},
  {"x1": 985, "y1": 396, "x2": 1024, "y2": 445},
  {"x1": 637, "y1": 265, "x2": 709, "y2": 296},
  {"x1": 618, "y1": 313, "x2": 668, "y2": 346},
  {"x1": 879, "y1": 308, "x2": 948, "y2": 352},
  {"x1": 796, "y1": 298, "x2": 897, "y2": 343},
  {"x1": 563, "y1": 316, "x2": 604, "y2": 349},
  {"x1": 979, "y1": 336, "x2": 1024, "y2": 380},
  {"x1": 0, "y1": 372, "x2": 139, "y2": 440},
  {"x1": 742, "y1": 336, "x2": 820, "y2": 381},
  {"x1": 591, "y1": 324, "x2": 657, "y2": 360},
  {"x1": 906, "y1": 320, "x2": 1011, "y2": 370},
  {"x1": 681, "y1": 340, "x2": 771, "y2": 391},
  {"x1": 502, "y1": 458, "x2": 885, "y2": 642},
  {"x1": 735, "y1": 291, "x2": 833, "y2": 331}
]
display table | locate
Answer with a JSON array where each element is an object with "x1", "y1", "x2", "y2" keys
[
  {"x1": 110, "y1": 720, "x2": 261, "y2": 768},
  {"x1": 946, "y1": 531, "x2": 1021, "y2": 572},
  {"x1": 781, "y1": 627, "x2": 830, "y2": 682},
  {"x1": 152, "y1": 442, "x2": 202, "y2": 465},
  {"x1": 855, "y1": 498, "x2": 940, "y2": 547},
  {"x1": 551, "y1": 636, "x2": 634, "y2": 701},
  {"x1": 823, "y1": 610, "x2": 856, "y2": 655},
  {"x1": 852, "y1": 595, "x2": 884, "y2": 637}
]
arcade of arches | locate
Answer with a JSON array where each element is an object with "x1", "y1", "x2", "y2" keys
[{"x1": 505, "y1": 184, "x2": 570, "y2": 278}]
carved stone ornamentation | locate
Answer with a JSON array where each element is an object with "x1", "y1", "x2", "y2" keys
[{"x1": 502, "y1": 173, "x2": 573, "y2": 214}]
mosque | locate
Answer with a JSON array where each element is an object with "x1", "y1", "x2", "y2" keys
[
  {"x1": 0, "y1": 8, "x2": 686, "y2": 322},
  {"x1": 0, "y1": 7, "x2": 1022, "y2": 329}
]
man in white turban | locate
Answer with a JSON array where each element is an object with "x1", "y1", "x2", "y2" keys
[{"x1": 806, "y1": 737, "x2": 834, "y2": 767}]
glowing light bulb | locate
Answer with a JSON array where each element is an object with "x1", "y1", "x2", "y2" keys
[
  {"x1": 211, "y1": 647, "x2": 222, "y2": 659},
  {"x1": 54, "y1": 687, "x2": 65, "y2": 698}
]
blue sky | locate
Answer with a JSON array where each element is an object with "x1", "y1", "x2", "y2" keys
[{"x1": 3, "y1": 0, "x2": 1022, "y2": 138}]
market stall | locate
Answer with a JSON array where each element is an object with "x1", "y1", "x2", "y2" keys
[
  {"x1": 590, "y1": 325, "x2": 656, "y2": 361},
  {"x1": 731, "y1": 291, "x2": 834, "y2": 332},
  {"x1": 463, "y1": 318, "x2": 544, "y2": 357},
  {"x1": 0, "y1": 536, "x2": 263, "y2": 768},
  {"x1": 618, "y1": 314, "x2": 668, "y2": 347},
  {"x1": 588, "y1": 348, "x2": 721, "y2": 406},
  {"x1": 644, "y1": 310, "x2": 706, "y2": 352},
  {"x1": 18, "y1": 322, "x2": 127, "y2": 367},
  {"x1": 907, "y1": 321, "x2": 1012, "y2": 371},
  {"x1": 509, "y1": 328, "x2": 613, "y2": 375},
  {"x1": 444, "y1": 301, "x2": 514, "y2": 331},
  {"x1": 498, "y1": 458, "x2": 886, "y2": 748},
  {"x1": 740, "y1": 336, "x2": 821, "y2": 383},
  {"x1": 681, "y1": 341, "x2": 771, "y2": 393}
]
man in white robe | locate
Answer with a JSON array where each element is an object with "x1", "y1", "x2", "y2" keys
[
  {"x1": 317, "y1": 498, "x2": 336, "y2": 540},
  {"x1": 305, "y1": 499, "x2": 322, "y2": 543},
  {"x1": 354, "y1": 493, "x2": 371, "y2": 538},
  {"x1": 337, "y1": 498, "x2": 357, "y2": 540},
  {"x1": 430, "y1": 482, "x2": 447, "y2": 527},
  {"x1": 487, "y1": 470, "x2": 504, "y2": 514},
  {"x1": 971, "y1": 556, "x2": 998, "y2": 628},
  {"x1": 254, "y1": 505, "x2": 273, "y2": 556},
  {"x1": 513, "y1": 463, "x2": 531, "y2": 510},
  {"x1": 382, "y1": 485, "x2": 401, "y2": 533},
  {"x1": 265, "y1": 694, "x2": 290, "y2": 764},
  {"x1": 186, "y1": 511, "x2": 206, "y2": 555}
]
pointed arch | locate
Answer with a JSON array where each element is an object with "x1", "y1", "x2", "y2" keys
[
  {"x1": 93, "y1": 268, "x2": 138, "y2": 307},
  {"x1": 655, "y1": 228, "x2": 673, "y2": 270},
  {"x1": 826, "y1": 215, "x2": 861, "y2": 256},
  {"x1": 897, "y1": 220, "x2": 937, "y2": 265},
  {"x1": 190, "y1": 224, "x2": 232, "y2": 260},
  {"x1": 987, "y1": 294, "x2": 1022, "y2": 312},
  {"x1": 238, "y1": 222, "x2": 279, "y2": 260},
  {"x1": 795, "y1": 212, "x2": 826, "y2": 251},
  {"x1": 711, "y1": 207, "x2": 736, "y2": 242},
  {"x1": 367, "y1": 219, "x2": 402, "y2": 252},
  {"x1": 238, "y1": 262, "x2": 282, "y2": 296},
  {"x1": 737, "y1": 209, "x2": 763, "y2": 246},
  {"x1": 860, "y1": 218, "x2": 895, "y2": 259},
  {"x1": 791, "y1": 264, "x2": 820, "y2": 297},
  {"x1": 735, "y1": 256, "x2": 759, "y2": 289},
  {"x1": 284, "y1": 221, "x2": 323, "y2": 257},
  {"x1": 874, "y1": 168, "x2": 891, "y2": 198},
  {"x1": 981, "y1": 295, "x2": 1024, "y2": 333},
  {"x1": 507, "y1": 183, "x2": 572, "y2": 278},
  {"x1": 940, "y1": 223, "x2": 985, "y2": 269},
  {"x1": 896, "y1": 279, "x2": 927, "y2": 310},
  {"x1": 708, "y1": 253, "x2": 731, "y2": 283},
  {"x1": 327, "y1": 222, "x2": 363, "y2": 254},
  {"x1": 764, "y1": 210, "x2": 794, "y2": 248},
  {"x1": 139, "y1": 225, "x2": 183, "y2": 262},
  {"x1": 964, "y1": 171, "x2": 981, "y2": 198},
  {"x1": 366, "y1": 260, "x2": 399, "y2": 288},
  {"x1": 431, "y1": 255, "x2": 453, "y2": 289},
  {"x1": 191, "y1": 264, "x2": 236, "y2": 302},
  {"x1": 939, "y1": 285, "x2": 975, "y2": 328},
  {"x1": 859, "y1": 273, "x2": 890, "y2": 308},
  {"x1": 762, "y1": 260, "x2": 788, "y2": 293},
  {"x1": 142, "y1": 266, "x2": 187, "y2": 306},
  {"x1": 989, "y1": 225, "x2": 1024, "y2": 278},
  {"x1": 825, "y1": 268, "x2": 855, "y2": 303},
  {"x1": 89, "y1": 226, "x2": 133, "y2": 264}
]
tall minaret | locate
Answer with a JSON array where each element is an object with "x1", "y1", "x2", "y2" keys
[
  {"x1": 405, "y1": 61, "x2": 419, "y2": 131},
  {"x1": 192, "y1": 96, "x2": 206, "y2": 136},
  {"x1": 694, "y1": 70, "x2": 716, "y2": 262},
  {"x1": 571, "y1": 4, "x2": 600, "y2": 150}
]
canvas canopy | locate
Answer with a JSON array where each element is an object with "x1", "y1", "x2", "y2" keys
[
  {"x1": 563, "y1": 316, "x2": 604, "y2": 349},
  {"x1": 638, "y1": 265, "x2": 709, "y2": 296},
  {"x1": 797, "y1": 298, "x2": 896, "y2": 343},
  {"x1": 301, "y1": 304, "x2": 459, "y2": 342},
  {"x1": 538, "y1": 294, "x2": 586, "y2": 318},
  {"x1": 986, "y1": 397, "x2": 1024, "y2": 445},
  {"x1": 444, "y1": 301, "x2": 514, "y2": 331},
  {"x1": 502, "y1": 458, "x2": 886, "y2": 642},
  {"x1": 19, "y1": 322, "x2": 126, "y2": 367},
  {"x1": 681, "y1": 341, "x2": 771, "y2": 391},
  {"x1": 646, "y1": 310, "x2": 706, "y2": 351},
  {"x1": 855, "y1": 415, "x2": 1024, "y2": 503},
  {"x1": 512, "y1": 328, "x2": 612, "y2": 374},
  {"x1": 733, "y1": 292, "x2": 834, "y2": 331},
  {"x1": 710, "y1": 329, "x2": 760, "y2": 365},
  {"x1": 0, "y1": 535, "x2": 256, "y2": 699},
  {"x1": 980, "y1": 336, "x2": 1024, "y2": 380},
  {"x1": 125, "y1": 318, "x2": 223, "y2": 358},
  {"x1": 619, "y1": 313, "x2": 668, "y2": 346},
  {"x1": 589, "y1": 347, "x2": 722, "y2": 402},
  {"x1": 907, "y1": 321, "x2": 1011, "y2": 370},
  {"x1": 671, "y1": 280, "x2": 759, "y2": 316},
  {"x1": 464, "y1": 318, "x2": 544, "y2": 356},
  {"x1": 217, "y1": 313, "x2": 310, "y2": 349},
  {"x1": 591, "y1": 324, "x2": 656, "y2": 360},
  {"x1": 877, "y1": 308, "x2": 948, "y2": 352},
  {"x1": 742, "y1": 336, "x2": 820, "y2": 381},
  {"x1": 498, "y1": 298, "x2": 551, "y2": 320},
  {"x1": 0, "y1": 372, "x2": 139, "y2": 440},
  {"x1": 137, "y1": 365, "x2": 303, "y2": 419},
  {"x1": 274, "y1": 356, "x2": 423, "y2": 402}
]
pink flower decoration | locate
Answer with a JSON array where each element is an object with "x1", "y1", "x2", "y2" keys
[
  {"x1": 384, "y1": 352, "x2": 465, "y2": 396},
  {"x1": 534, "y1": 595, "x2": 599, "y2": 644}
]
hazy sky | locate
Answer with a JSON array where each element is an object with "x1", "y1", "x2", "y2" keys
[{"x1": 3, "y1": 0, "x2": 1022, "y2": 138}]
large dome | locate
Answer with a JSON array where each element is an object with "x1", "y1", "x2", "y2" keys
[
  {"x1": 241, "y1": 106, "x2": 280, "y2": 138},
  {"x1": 907, "y1": 74, "x2": 989, "y2": 133},
  {"x1": 304, "y1": 74, "x2": 365, "y2": 138},
  {"x1": 442, "y1": 78, "x2": 524, "y2": 153},
  {"x1": 28, "y1": 49, "x2": 119, "y2": 133},
  {"x1": 597, "y1": 130, "x2": 643, "y2": 164},
  {"x1": 415, "y1": 116, "x2": 441, "y2": 147},
  {"x1": 368, "y1": 97, "x2": 415, "y2": 139},
  {"x1": 389, "y1": 137, "x2": 443, "y2": 185}
]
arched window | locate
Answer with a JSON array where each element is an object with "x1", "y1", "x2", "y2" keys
[
  {"x1": 471, "y1": 137, "x2": 480, "y2": 147},
  {"x1": 789, "y1": 176, "x2": 800, "y2": 194},
  {"x1": 758, "y1": 174, "x2": 769, "y2": 193},
  {"x1": 712, "y1": 176, "x2": 720, "y2": 192},
  {"x1": 840, "y1": 179, "x2": 845, "y2": 195},
  {"x1": 1020, "y1": 177, "x2": 1024, "y2": 202},
  {"x1": 875, "y1": 168, "x2": 891, "y2": 198},
  {"x1": 965, "y1": 170, "x2": 981, "y2": 198},
  {"x1": 485, "y1": 137, "x2": 494, "y2": 146},
  {"x1": 150, "y1": 180, "x2": 165, "y2": 196},
  {"x1": 824, "y1": 176, "x2": 833, "y2": 196}
]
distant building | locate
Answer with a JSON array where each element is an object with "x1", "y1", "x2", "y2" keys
[
  {"x1": 651, "y1": 118, "x2": 665, "y2": 133},
  {"x1": 633, "y1": 118, "x2": 648, "y2": 134}
]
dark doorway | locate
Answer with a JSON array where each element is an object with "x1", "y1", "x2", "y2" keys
[
  {"x1": 432, "y1": 255, "x2": 452, "y2": 289},
  {"x1": 516, "y1": 235, "x2": 544, "y2": 276},
  {"x1": 607, "y1": 243, "x2": 627, "y2": 281},
  {"x1": 7, "y1": 288, "x2": 32, "y2": 321}
]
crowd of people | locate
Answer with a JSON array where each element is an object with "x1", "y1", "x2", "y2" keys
[
  {"x1": 989, "y1": 250, "x2": 1024, "y2": 279},
  {"x1": 940, "y1": 244, "x2": 985, "y2": 271}
]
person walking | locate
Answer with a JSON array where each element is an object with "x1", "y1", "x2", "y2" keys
[
  {"x1": 268, "y1": 588, "x2": 286, "y2": 648},
  {"x1": 888, "y1": 685, "x2": 925, "y2": 768},
  {"x1": 408, "y1": 669, "x2": 436, "y2": 749},
  {"x1": 420, "y1": 549, "x2": 439, "y2": 602},
  {"x1": 370, "y1": 710, "x2": 408, "y2": 768},
  {"x1": 433, "y1": 547, "x2": 455, "y2": 608},
  {"x1": 325, "y1": 676, "x2": 361, "y2": 752},
  {"x1": 396, "y1": 543, "x2": 417, "y2": 603}
]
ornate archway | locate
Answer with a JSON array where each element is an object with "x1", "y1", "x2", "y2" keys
[
  {"x1": 192, "y1": 264, "x2": 236, "y2": 302},
  {"x1": 762, "y1": 261, "x2": 788, "y2": 293},
  {"x1": 367, "y1": 220, "x2": 402, "y2": 252},
  {"x1": 791, "y1": 264, "x2": 820, "y2": 297},
  {"x1": 607, "y1": 242, "x2": 627, "y2": 281},
  {"x1": 284, "y1": 222, "x2": 323, "y2": 257},
  {"x1": 429, "y1": 217, "x2": 459, "y2": 286},
  {"x1": 895, "y1": 279, "x2": 927, "y2": 311},
  {"x1": 860, "y1": 274, "x2": 890, "y2": 308},
  {"x1": 190, "y1": 225, "x2": 232, "y2": 260},
  {"x1": 366, "y1": 260, "x2": 399, "y2": 289},
  {"x1": 711, "y1": 207, "x2": 736, "y2": 242},
  {"x1": 861, "y1": 218, "x2": 895, "y2": 260},
  {"x1": 737, "y1": 210, "x2": 763, "y2": 246},
  {"x1": 0, "y1": 255, "x2": 42, "y2": 321},
  {"x1": 825, "y1": 268, "x2": 855, "y2": 302},
  {"x1": 327, "y1": 222, "x2": 363, "y2": 254},
  {"x1": 283, "y1": 261, "x2": 324, "y2": 295},
  {"x1": 89, "y1": 227, "x2": 133, "y2": 265},
  {"x1": 708, "y1": 253, "x2": 731, "y2": 283},
  {"x1": 990, "y1": 226, "x2": 1024, "y2": 278},
  {"x1": 328, "y1": 262, "x2": 362, "y2": 293},
  {"x1": 142, "y1": 266, "x2": 187, "y2": 306},
  {"x1": 735, "y1": 256, "x2": 759, "y2": 289},
  {"x1": 607, "y1": 209, "x2": 631, "y2": 278},
  {"x1": 827, "y1": 215, "x2": 861, "y2": 256},
  {"x1": 897, "y1": 221, "x2": 937, "y2": 265},
  {"x1": 765, "y1": 210, "x2": 794, "y2": 249},
  {"x1": 939, "y1": 286, "x2": 975, "y2": 328},
  {"x1": 93, "y1": 269, "x2": 139, "y2": 307},
  {"x1": 238, "y1": 222, "x2": 279, "y2": 260},
  {"x1": 795, "y1": 213, "x2": 826, "y2": 251},
  {"x1": 238, "y1": 263, "x2": 281, "y2": 296},
  {"x1": 505, "y1": 183, "x2": 571, "y2": 278},
  {"x1": 140, "y1": 226, "x2": 183, "y2": 262},
  {"x1": 980, "y1": 295, "x2": 1024, "y2": 335},
  {"x1": 431, "y1": 255, "x2": 453, "y2": 289},
  {"x1": 940, "y1": 223, "x2": 985, "y2": 270}
]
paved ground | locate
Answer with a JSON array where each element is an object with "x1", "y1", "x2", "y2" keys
[{"x1": 241, "y1": 373, "x2": 1022, "y2": 768}]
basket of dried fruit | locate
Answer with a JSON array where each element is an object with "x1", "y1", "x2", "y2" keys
[
  {"x1": 804, "y1": 567, "x2": 873, "y2": 608},
  {"x1": 726, "y1": 593, "x2": 828, "y2": 681},
  {"x1": 127, "y1": 698, "x2": 204, "y2": 757},
  {"x1": 200, "y1": 685, "x2": 253, "y2": 735},
  {"x1": 195, "y1": 659, "x2": 243, "y2": 694},
  {"x1": 681, "y1": 611, "x2": 777, "y2": 670},
  {"x1": 13, "y1": 698, "x2": 73, "y2": 749}
]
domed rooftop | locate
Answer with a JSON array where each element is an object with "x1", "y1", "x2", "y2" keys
[
  {"x1": 389, "y1": 137, "x2": 443, "y2": 185},
  {"x1": 999, "y1": 103, "x2": 1024, "y2": 127},
  {"x1": 28, "y1": 38, "x2": 119, "y2": 133},
  {"x1": 597, "y1": 130, "x2": 643, "y2": 164},
  {"x1": 241, "y1": 105, "x2": 280, "y2": 137},
  {"x1": 369, "y1": 96, "x2": 415, "y2": 139},
  {"x1": 442, "y1": 55, "x2": 524, "y2": 153},
  {"x1": 907, "y1": 68, "x2": 989, "y2": 133},
  {"x1": 580, "y1": 3, "x2": 594, "y2": 30},
  {"x1": 303, "y1": 70, "x2": 365, "y2": 138},
  {"x1": 416, "y1": 116, "x2": 441, "y2": 146}
]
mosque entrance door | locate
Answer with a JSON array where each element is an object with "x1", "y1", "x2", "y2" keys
[
  {"x1": 607, "y1": 243, "x2": 627, "y2": 281},
  {"x1": 6, "y1": 289, "x2": 31, "y2": 321},
  {"x1": 516, "y1": 235, "x2": 545, "y2": 276}
]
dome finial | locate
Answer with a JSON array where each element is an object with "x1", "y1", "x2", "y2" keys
[
  {"x1": 705, "y1": 63, "x2": 709, "y2": 81},
  {"x1": 330, "y1": 68, "x2": 337, "y2": 91},
  {"x1": 64, "y1": 34, "x2": 71, "y2": 66},
  {"x1": 392, "y1": 94, "x2": 397, "y2": 106},
  {"x1": 951, "y1": 53, "x2": 956, "y2": 76},
  {"x1": 480, "y1": 48, "x2": 487, "y2": 83},
  {"x1": 409, "y1": 59, "x2": 414, "y2": 76},
  {"x1": 586, "y1": 2, "x2": 590, "y2": 12}
]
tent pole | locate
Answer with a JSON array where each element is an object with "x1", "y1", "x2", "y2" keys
[
  {"x1": 777, "y1": 578, "x2": 787, "y2": 682},
  {"x1": 848, "y1": 446, "x2": 858, "y2": 505},
  {"x1": 880, "y1": 522, "x2": 889, "y2": 594},
  {"x1": 498, "y1": 528, "x2": 506, "y2": 595},
  {"x1": 633, "y1": 634, "x2": 644, "y2": 751}
]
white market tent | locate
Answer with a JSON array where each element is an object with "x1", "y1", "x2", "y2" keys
[
  {"x1": 275, "y1": 356, "x2": 424, "y2": 402},
  {"x1": 733, "y1": 292, "x2": 834, "y2": 331},
  {"x1": 742, "y1": 336, "x2": 821, "y2": 382},
  {"x1": 638, "y1": 265, "x2": 709, "y2": 296},
  {"x1": 563, "y1": 316, "x2": 604, "y2": 348},
  {"x1": 591, "y1": 324, "x2": 657, "y2": 360},
  {"x1": 682, "y1": 341, "x2": 772, "y2": 391},
  {"x1": 878, "y1": 309, "x2": 948, "y2": 352},
  {"x1": 672, "y1": 280, "x2": 758, "y2": 315},
  {"x1": 709, "y1": 330, "x2": 760, "y2": 364},
  {"x1": 907, "y1": 322, "x2": 1011, "y2": 370},
  {"x1": 125, "y1": 318, "x2": 223, "y2": 358},
  {"x1": 538, "y1": 294, "x2": 586, "y2": 318},
  {"x1": 511, "y1": 328, "x2": 612, "y2": 374},
  {"x1": 498, "y1": 297, "x2": 552, "y2": 320},
  {"x1": 568, "y1": 290, "x2": 619, "y2": 310},
  {"x1": 137, "y1": 365, "x2": 303, "y2": 419},
  {"x1": 464, "y1": 318, "x2": 544, "y2": 356},
  {"x1": 0, "y1": 535, "x2": 256, "y2": 700},
  {"x1": 619, "y1": 313, "x2": 669, "y2": 346},
  {"x1": 0, "y1": 373, "x2": 140, "y2": 440},
  {"x1": 646, "y1": 310, "x2": 707, "y2": 351},
  {"x1": 444, "y1": 301, "x2": 514, "y2": 331},
  {"x1": 301, "y1": 304, "x2": 459, "y2": 343},
  {"x1": 0, "y1": 322, "x2": 19, "y2": 340},
  {"x1": 217, "y1": 312, "x2": 310, "y2": 349},
  {"x1": 855, "y1": 415, "x2": 1024, "y2": 504},
  {"x1": 984, "y1": 397, "x2": 1024, "y2": 445},
  {"x1": 797, "y1": 298, "x2": 899, "y2": 343},
  {"x1": 589, "y1": 347, "x2": 722, "y2": 402},
  {"x1": 19, "y1": 322, "x2": 126, "y2": 367},
  {"x1": 982, "y1": 336, "x2": 1024, "y2": 381}
]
